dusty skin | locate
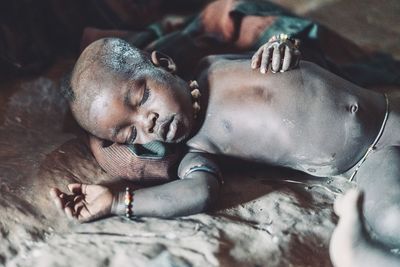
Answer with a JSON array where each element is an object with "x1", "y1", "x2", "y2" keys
[{"x1": 50, "y1": 38, "x2": 400, "y2": 266}]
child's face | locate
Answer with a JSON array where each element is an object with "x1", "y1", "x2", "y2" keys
[{"x1": 75, "y1": 66, "x2": 195, "y2": 145}]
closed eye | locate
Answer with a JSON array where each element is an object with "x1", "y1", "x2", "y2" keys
[{"x1": 139, "y1": 86, "x2": 150, "y2": 106}]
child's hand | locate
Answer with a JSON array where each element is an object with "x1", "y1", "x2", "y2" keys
[
  {"x1": 50, "y1": 184, "x2": 115, "y2": 223},
  {"x1": 251, "y1": 34, "x2": 301, "y2": 74}
]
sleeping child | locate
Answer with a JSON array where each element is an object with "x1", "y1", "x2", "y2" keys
[{"x1": 50, "y1": 37, "x2": 400, "y2": 266}]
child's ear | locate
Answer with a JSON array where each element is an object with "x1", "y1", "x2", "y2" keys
[{"x1": 151, "y1": 51, "x2": 177, "y2": 73}]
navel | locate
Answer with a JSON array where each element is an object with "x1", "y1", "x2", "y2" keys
[
  {"x1": 349, "y1": 103, "x2": 359, "y2": 114},
  {"x1": 221, "y1": 119, "x2": 233, "y2": 133}
]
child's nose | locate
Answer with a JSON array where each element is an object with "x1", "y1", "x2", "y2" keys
[{"x1": 145, "y1": 112, "x2": 159, "y2": 134}]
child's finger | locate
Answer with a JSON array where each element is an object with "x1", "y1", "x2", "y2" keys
[
  {"x1": 52, "y1": 194, "x2": 65, "y2": 210},
  {"x1": 268, "y1": 35, "x2": 277, "y2": 42},
  {"x1": 68, "y1": 183, "x2": 83, "y2": 194},
  {"x1": 78, "y1": 206, "x2": 92, "y2": 223},
  {"x1": 64, "y1": 206, "x2": 75, "y2": 220},
  {"x1": 49, "y1": 187, "x2": 62, "y2": 199},
  {"x1": 74, "y1": 201, "x2": 85, "y2": 215},
  {"x1": 281, "y1": 46, "x2": 292, "y2": 72},
  {"x1": 251, "y1": 46, "x2": 263, "y2": 69},
  {"x1": 74, "y1": 195, "x2": 84, "y2": 203},
  {"x1": 271, "y1": 44, "x2": 283, "y2": 72},
  {"x1": 49, "y1": 188, "x2": 68, "y2": 210},
  {"x1": 64, "y1": 200, "x2": 75, "y2": 209},
  {"x1": 74, "y1": 201, "x2": 85, "y2": 210},
  {"x1": 81, "y1": 184, "x2": 88, "y2": 195},
  {"x1": 260, "y1": 46, "x2": 273, "y2": 74}
]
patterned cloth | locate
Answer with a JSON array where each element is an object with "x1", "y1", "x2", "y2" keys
[{"x1": 89, "y1": 135, "x2": 184, "y2": 182}]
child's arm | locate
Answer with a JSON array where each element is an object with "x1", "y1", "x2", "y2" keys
[
  {"x1": 49, "y1": 152, "x2": 221, "y2": 222},
  {"x1": 251, "y1": 34, "x2": 301, "y2": 74}
]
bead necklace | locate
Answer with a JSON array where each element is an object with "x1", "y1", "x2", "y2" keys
[{"x1": 189, "y1": 80, "x2": 201, "y2": 119}]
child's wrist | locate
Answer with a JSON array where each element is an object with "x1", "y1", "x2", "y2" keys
[{"x1": 111, "y1": 191, "x2": 126, "y2": 216}]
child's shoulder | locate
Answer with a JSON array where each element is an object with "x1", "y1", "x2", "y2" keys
[
  {"x1": 184, "y1": 132, "x2": 219, "y2": 156},
  {"x1": 195, "y1": 54, "x2": 248, "y2": 77},
  {"x1": 194, "y1": 55, "x2": 225, "y2": 78},
  {"x1": 178, "y1": 149, "x2": 222, "y2": 182},
  {"x1": 197, "y1": 55, "x2": 227, "y2": 69}
]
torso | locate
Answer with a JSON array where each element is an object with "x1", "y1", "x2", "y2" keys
[{"x1": 187, "y1": 59, "x2": 390, "y2": 176}]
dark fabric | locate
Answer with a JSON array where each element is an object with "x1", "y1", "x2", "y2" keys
[
  {"x1": 89, "y1": 136, "x2": 184, "y2": 182},
  {"x1": 0, "y1": 1, "x2": 55, "y2": 78},
  {"x1": 2, "y1": 0, "x2": 399, "y2": 85},
  {"x1": 0, "y1": 0, "x2": 208, "y2": 79},
  {"x1": 128, "y1": 141, "x2": 173, "y2": 159},
  {"x1": 124, "y1": 0, "x2": 400, "y2": 86}
]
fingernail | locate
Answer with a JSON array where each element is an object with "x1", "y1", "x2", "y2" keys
[{"x1": 260, "y1": 67, "x2": 266, "y2": 74}]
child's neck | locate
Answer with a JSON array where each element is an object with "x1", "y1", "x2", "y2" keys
[{"x1": 187, "y1": 76, "x2": 209, "y2": 140}]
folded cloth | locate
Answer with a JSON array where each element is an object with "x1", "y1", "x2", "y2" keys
[{"x1": 89, "y1": 135, "x2": 184, "y2": 182}]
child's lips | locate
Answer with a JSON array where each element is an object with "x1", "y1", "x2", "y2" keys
[
  {"x1": 166, "y1": 116, "x2": 178, "y2": 142},
  {"x1": 158, "y1": 115, "x2": 177, "y2": 142}
]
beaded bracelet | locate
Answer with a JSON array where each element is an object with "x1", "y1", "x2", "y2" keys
[{"x1": 124, "y1": 187, "x2": 134, "y2": 219}]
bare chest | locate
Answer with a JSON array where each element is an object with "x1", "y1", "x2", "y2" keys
[
  {"x1": 187, "y1": 70, "x2": 305, "y2": 162},
  {"x1": 186, "y1": 60, "x2": 386, "y2": 175}
]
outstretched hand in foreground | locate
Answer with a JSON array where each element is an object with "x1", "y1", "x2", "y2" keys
[
  {"x1": 330, "y1": 189, "x2": 400, "y2": 267},
  {"x1": 50, "y1": 183, "x2": 117, "y2": 223}
]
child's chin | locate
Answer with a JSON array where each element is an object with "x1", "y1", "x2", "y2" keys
[
  {"x1": 168, "y1": 118, "x2": 190, "y2": 143},
  {"x1": 168, "y1": 130, "x2": 187, "y2": 144},
  {"x1": 173, "y1": 135, "x2": 187, "y2": 144}
]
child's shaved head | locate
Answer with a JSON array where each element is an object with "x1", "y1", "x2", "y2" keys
[
  {"x1": 63, "y1": 38, "x2": 153, "y2": 131},
  {"x1": 62, "y1": 38, "x2": 194, "y2": 144}
]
